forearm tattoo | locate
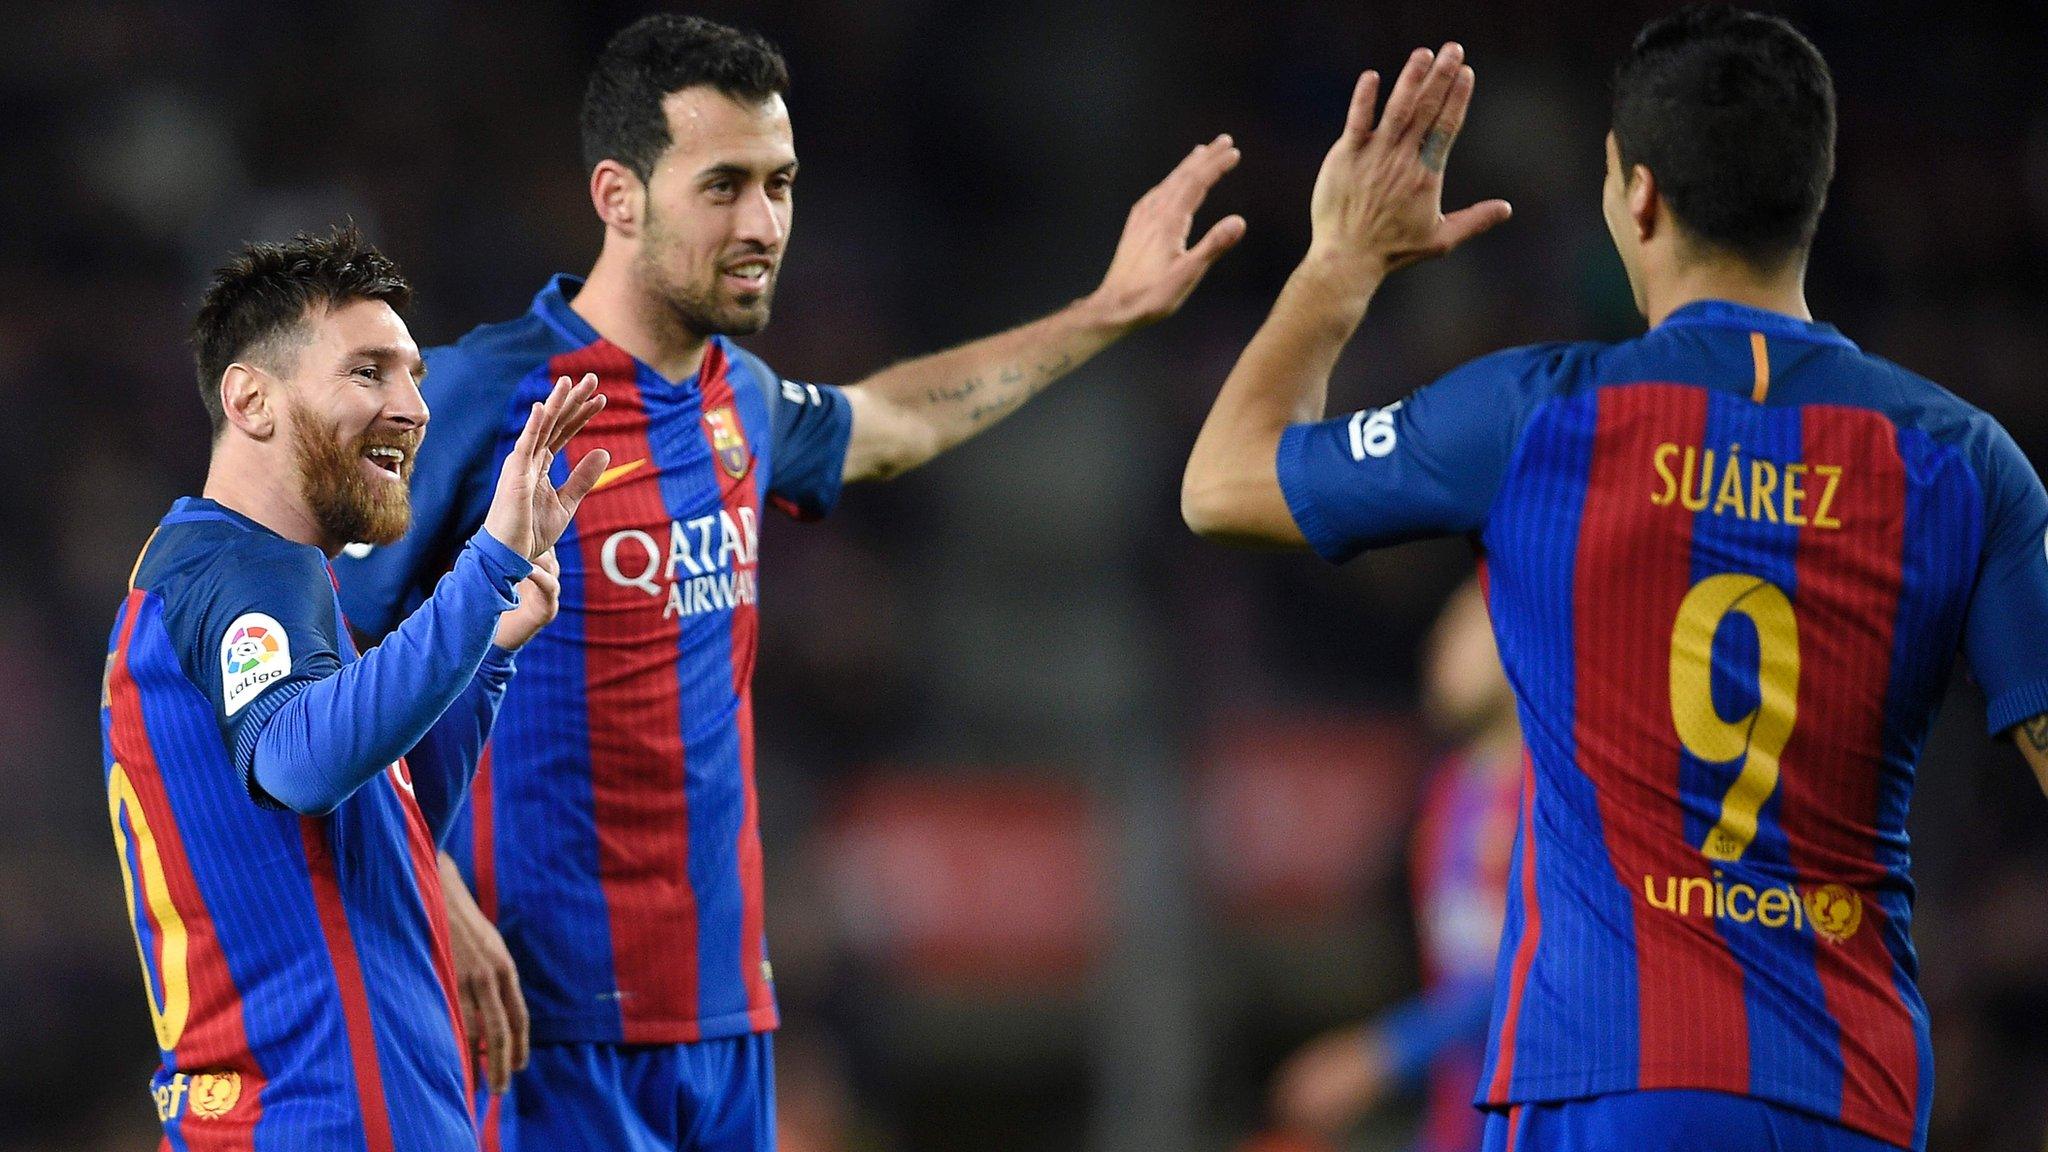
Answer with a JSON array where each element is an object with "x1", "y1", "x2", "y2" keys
[{"x1": 933, "y1": 353, "x2": 1077, "y2": 425}]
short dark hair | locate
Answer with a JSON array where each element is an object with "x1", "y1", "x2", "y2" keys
[
  {"x1": 1612, "y1": 5, "x2": 1836, "y2": 267},
  {"x1": 581, "y1": 14, "x2": 789, "y2": 184},
  {"x1": 192, "y1": 224, "x2": 411, "y2": 437}
]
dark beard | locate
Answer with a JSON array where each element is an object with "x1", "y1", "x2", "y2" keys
[
  {"x1": 637, "y1": 213, "x2": 774, "y2": 339},
  {"x1": 290, "y1": 400, "x2": 413, "y2": 548}
]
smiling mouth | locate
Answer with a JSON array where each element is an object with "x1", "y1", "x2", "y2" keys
[
  {"x1": 363, "y1": 446, "x2": 407, "y2": 479},
  {"x1": 722, "y1": 261, "x2": 773, "y2": 290}
]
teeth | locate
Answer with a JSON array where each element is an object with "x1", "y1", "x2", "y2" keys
[{"x1": 729, "y1": 264, "x2": 768, "y2": 277}]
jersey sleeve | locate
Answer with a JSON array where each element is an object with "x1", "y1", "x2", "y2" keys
[
  {"x1": 1962, "y1": 420, "x2": 2048, "y2": 734},
  {"x1": 188, "y1": 542, "x2": 348, "y2": 802},
  {"x1": 405, "y1": 645, "x2": 515, "y2": 845},
  {"x1": 764, "y1": 375, "x2": 853, "y2": 521},
  {"x1": 1275, "y1": 345, "x2": 1569, "y2": 563},
  {"x1": 334, "y1": 345, "x2": 502, "y2": 641}
]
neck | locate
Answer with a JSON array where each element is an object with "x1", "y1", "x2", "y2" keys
[
  {"x1": 1643, "y1": 252, "x2": 1811, "y2": 328},
  {"x1": 572, "y1": 243, "x2": 712, "y2": 382},
  {"x1": 201, "y1": 448, "x2": 335, "y2": 555}
]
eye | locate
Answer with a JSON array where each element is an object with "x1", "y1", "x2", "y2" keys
[
  {"x1": 704, "y1": 179, "x2": 736, "y2": 200},
  {"x1": 354, "y1": 365, "x2": 381, "y2": 382}
]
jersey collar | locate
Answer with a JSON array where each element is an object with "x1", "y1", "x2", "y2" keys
[
  {"x1": 1655, "y1": 299, "x2": 1859, "y2": 352},
  {"x1": 530, "y1": 273, "x2": 719, "y2": 394}
]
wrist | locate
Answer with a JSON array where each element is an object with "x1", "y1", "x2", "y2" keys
[
  {"x1": 1297, "y1": 246, "x2": 1389, "y2": 305},
  {"x1": 1069, "y1": 288, "x2": 1144, "y2": 343}
]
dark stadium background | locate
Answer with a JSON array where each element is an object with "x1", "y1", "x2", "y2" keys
[{"x1": 4, "y1": 1, "x2": 2047, "y2": 1148}]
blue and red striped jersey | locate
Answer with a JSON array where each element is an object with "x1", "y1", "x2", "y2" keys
[
  {"x1": 335, "y1": 275, "x2": 853, "y2": 1044},
  {"x1": 102, "y1": 499, "x2": 474, "y2": 1150},
  {"x1": 1276, "y1": 300, "x2": 2048, "y2": 1150},
  {"x1": 1391, "y1": 750, "x2": 1518, "y2": 1152}
]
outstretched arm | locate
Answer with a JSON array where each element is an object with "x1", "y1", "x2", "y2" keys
[
  {"x1": 838, "y1": 136, "x2": 1246, "y2": 483},
  {"x1": 1182, "y1": 43, "x2": 1511, "y2": 546}
]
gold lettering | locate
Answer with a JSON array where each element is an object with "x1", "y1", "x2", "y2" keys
[
  {"x1": 1757, "y1": 887, "x2": 1790, "y2": 927},
  {"x1": 1714, "y1": 448, "x2": 1747, "y2": 517},
  {"x1": 1791, "y1": 885, "x2": 1805, "y2": 930},
  {"x1": 1750, "y1": 460, "x2": 1780, "y2": 523},
  {"x1": 1812, "y1": 465, "x2": 1844, "y2": 529},
  {"x1": 1652, "y1": 443, "x2": 1680, "y2": 507},
  {"x1": 154, "y1": 1074, "x2": 188, "y2": 1122},
  {"x1": 1726, "y1": 884, "x2": 1757, "y2": 922},
  {"x1": 1680, "y1": 449, "x2": 1714, "y2": 512},
  {"x1": 1679, "y1": 876, "x2": 1712, "y2": 917},
  {"x1": 1645, "y1": 874, "x2": 1677, "y2": 911},
  {"x1": 1782, "y1": 464, "x2": 1809, "y2": 526}
]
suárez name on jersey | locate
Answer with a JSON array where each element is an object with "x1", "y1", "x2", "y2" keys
[{"x1": 600, "y1": 509, "x2": 760, "y2": 621}]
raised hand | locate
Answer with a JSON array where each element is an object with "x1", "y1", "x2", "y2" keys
[
  {"x1": 1084, "y1": 134, "x2": 1248, "y2": 331},
  {"x1": 1308, "y1": 43, "x2": 1512, "y2": 280},
  {"x1": 482, "y1": 374, "x2": 610, "y2": 560}
]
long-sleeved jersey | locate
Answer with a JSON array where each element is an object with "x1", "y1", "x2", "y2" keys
[{"x1": 103, "y1": 497, "x2": 527, "y2": 1149}]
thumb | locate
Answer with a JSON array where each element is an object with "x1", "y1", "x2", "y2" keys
[
  {"x1": 557, "y1": 448, "x2": 612, "y2": 514},
  {"x1": 1439, "y1": 199, "x2": 1512, "y2": 251},
  {"x1": 1187, "y1": 214, "x2": 1247, "y2": 270}
]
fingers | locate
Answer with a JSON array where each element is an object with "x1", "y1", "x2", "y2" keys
[
  {"x1": 1439, "y1": 198, "x2": 1514, "y2": 250},
  {"x1": 501, "y1": 964, "x2": 531, "y2": 1076},
  {"x1": 1381, "y1": 42, "x2": 1465, "y2": 145},
  {"x1": 547, "y1": 374, "x2": 603, "y2": 453},
  {"x1": 556, "y1": 447, "x2": 613, "y2": 513},
  {"x1": 1428, "y1": 64, "x2": 1477, "y2": 155},
  {"x1": 1151, "y1": 134, "x2": 1241, "y2": 218},
  {"x1": 1340, "y1": 70, "x2": 1381, "y2": 145},
  {"x1": 1406, "y1": 42, "x2": 1466, "y2": 147},
  {"x1": 1375, "y1": 46, "x2": 1438, "y2": 141},
  {"x1": 526, "y1": 552, "x2": 562, "y2": 608},
  {"x1": 473, "y1": 972, "x2": 513, "y2": 1094}
]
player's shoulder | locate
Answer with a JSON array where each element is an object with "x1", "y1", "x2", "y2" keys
[
  {"x1": 133, "y1": 503, "x2": 335, "y2": 657},
  {"x1": 424, "y1": 307, "x2": 565, "y2": 404},
  {"x1": 716, "y1": 338, "x2": 784, "y2": 401},
  {"x1": 1423, "y1": 341, "x2": 1605, "y2": 428}
]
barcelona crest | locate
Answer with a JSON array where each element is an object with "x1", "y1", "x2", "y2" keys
[{"x1": 704, "y1": 405, "x2": 750, "y2": 478}]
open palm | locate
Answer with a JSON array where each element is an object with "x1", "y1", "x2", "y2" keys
[
  {"x1": 482, "y1": 373, "x2": 610, "y2": 560},
  {"x1": 1309, "y1": 42, "x2": 1511, "y2": 278}
]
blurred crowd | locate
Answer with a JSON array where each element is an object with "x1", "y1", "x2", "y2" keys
[{"x1": 4, "y1": 1, "x2": 2048, "y2": 1149}]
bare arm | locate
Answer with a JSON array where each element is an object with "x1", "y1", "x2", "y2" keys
[
  {"x1": 1181, "y1": 43, "x2": 1511, "y2": 545},
  {"x1": 840, "y1": 136, "x2": 1246, "y2": 483}
]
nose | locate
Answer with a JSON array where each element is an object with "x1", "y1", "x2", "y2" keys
[
  {"x1": 733, "y1": 185, "x2": 786, "y2": 251},
  {"x1": 387, "y1": 372, "x2": 430, "y2": 432}
]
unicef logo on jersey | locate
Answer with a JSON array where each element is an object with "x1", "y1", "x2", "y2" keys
[
  {"x1": 220, "y1": 612, "x2": 293, "y2": 717},
  {"x1": 601, "y1": 510, "x2": 761, "y2": 621}
]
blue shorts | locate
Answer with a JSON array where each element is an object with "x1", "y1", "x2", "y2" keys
[
  {"x1": 1480, "y1": 1090, "x2": 1910, "y2": 1152},
  {"x1": 483, "y1": 1034, "x2": 776, "y2": 1152}
]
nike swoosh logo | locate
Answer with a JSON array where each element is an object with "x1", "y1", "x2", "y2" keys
[{"x1": 590, "y1": 458, "x2": 647, "y2": 491}]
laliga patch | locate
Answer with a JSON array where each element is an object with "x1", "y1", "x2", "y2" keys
[{"x1": 221, "y1": 612, "x2": 292, "y2": 716}]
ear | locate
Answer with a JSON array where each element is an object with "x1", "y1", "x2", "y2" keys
[
  {"x1": 591, "y1": 160, "x2": 645, "y2": 239},
  {"x1": 1626, "y1": 163, "x2": 1659, "y2": 244},
  {"x1": 220, "y1": 363, "x2": 278, "y2": 440}
]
